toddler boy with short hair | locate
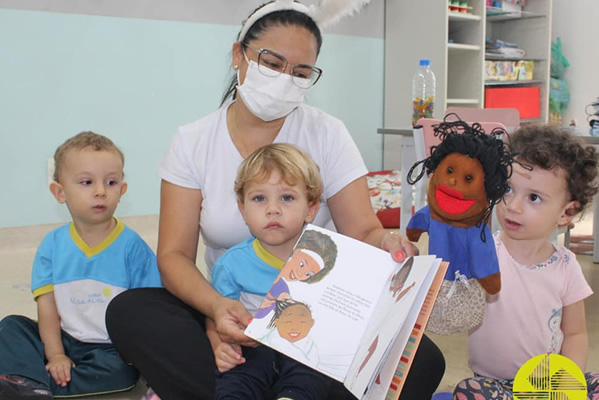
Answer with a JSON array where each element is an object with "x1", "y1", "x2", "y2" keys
[{"x1": 0, "y1": 131, "x2": 162, "y2": 399}]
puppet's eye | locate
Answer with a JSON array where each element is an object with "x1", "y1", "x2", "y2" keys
[
  {"x1": 447, "y1": 167, "x2": 453, "y2": 174},
  {"x1": 465, "y1": 175, "x2": 473, "y2": 182}
]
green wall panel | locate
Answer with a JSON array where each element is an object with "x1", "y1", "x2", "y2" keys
[{"x1": 0, "y1": 9, "x2": 383, "y2": 227}]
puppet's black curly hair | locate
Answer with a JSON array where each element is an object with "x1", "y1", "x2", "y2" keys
[{"x1": 407, "y1": 116, "x2": 517, "y2": 240}]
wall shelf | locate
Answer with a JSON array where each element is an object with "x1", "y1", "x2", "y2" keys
[
  {"x1": 486, "y1": 6, "x2": 546, "y2": 21},
  {"x1": 384, "y1": 0, "x2": 551, "y2": 125},
  {"x1": 485, "y1": 79, "x2": 544, "y2": 86},
  {"x1": 383, "y1": 0, "x2": 552, "y2": 169},
  {"x1": 447, "y1": 98, "x2": 481, "y2": 104},
  {"x1": 448, "y1": 12, "x2": 482, "y2": 21},
  {"x1": 485, "y1": 54, "x2": 544, "y2": 61},
  {"x1": 448, "y1": 43, "x2": 482, "y2": 51},
  {"x1": 485, "y1": 0, "x2": 552, "y2": 121}
]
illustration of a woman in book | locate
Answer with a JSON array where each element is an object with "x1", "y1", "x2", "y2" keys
[
  {"x1": 353, "y1": 257, "x2": 418, "y2": 379},
  {"x1": 255, "y1": 229, "x2": 337, "y2": 319},
  {"x1": 389, "y1": 256, "x2": 416, "y2": 303},
  {"x1": 261, "y1": 299, "x2": 319, "y2": 367}
]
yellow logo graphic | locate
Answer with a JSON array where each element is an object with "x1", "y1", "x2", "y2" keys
[
  {"x1": 513, "y1": 353, "x2": 587, "y2": 400},
  {"x1": 102, "y1": 287, "x2": 112, "y2": 297}
]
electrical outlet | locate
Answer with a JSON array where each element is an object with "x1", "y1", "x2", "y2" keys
[{"x1": 47, "y1": 158, "x2": 55, "y2": 186}]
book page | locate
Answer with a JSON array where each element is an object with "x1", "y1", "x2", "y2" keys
[
  {"x1": 361, "y1": 261, "x2": 447, "y2": 400},
  {"x1": 343, "y1": 255, "x2": 441, "y2": 399},
  {"x1": 244, "y1": 224, "x2": 397, "y2": 381}
]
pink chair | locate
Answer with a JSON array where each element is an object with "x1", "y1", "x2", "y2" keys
[
  {"x1": 444, "y1": 107, "x2": 520, "y2": 133},
  {"x1": 398, "y1": 118, "x2": 508, "y2": 234}
]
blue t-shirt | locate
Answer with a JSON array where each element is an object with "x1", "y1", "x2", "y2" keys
[
  {"x1": 407, "y1": 205, "x2": 499, "y2": 280},
  {"x1": 31, "y1": 219, "x2": 162, "y2": 343},
  {"x1": 212, "y1": 238, "x2": 284, "y2": 315}
]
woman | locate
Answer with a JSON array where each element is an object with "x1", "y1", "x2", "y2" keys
[{"x1": 106, "y1": 2, "x2": 445, "y2": 399}]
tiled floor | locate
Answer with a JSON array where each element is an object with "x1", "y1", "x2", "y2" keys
[{"x1": 0, "y1": 214, "x2": 597, "y2": 398}]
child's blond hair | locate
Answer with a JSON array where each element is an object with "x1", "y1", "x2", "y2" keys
[
  {"x1": 234, "y1": 143, "x2": 322, "y2": 205},
  {"x1": 53, "y1": 131, "x2": 125, "y2": 182}
]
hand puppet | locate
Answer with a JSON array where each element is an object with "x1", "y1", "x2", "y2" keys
[{"x1": 406, "y1": 119, "x2": 515, "y2": 334}]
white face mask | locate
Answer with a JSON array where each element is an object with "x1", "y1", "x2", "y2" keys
[{"x1": 237, "y1": 60, "x2": 307, "y2": 122}]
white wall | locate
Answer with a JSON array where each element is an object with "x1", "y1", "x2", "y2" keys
[{"x1": 551, "y1": 0, "x2": 599, "y2": 129}]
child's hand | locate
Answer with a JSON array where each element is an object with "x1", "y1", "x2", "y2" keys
[
  {"x1": 215, "y1": 342, "x2": 245, "y2": 373},
  {"x1": 46, "y1": 354, "x2": 74, "y2": 387}
]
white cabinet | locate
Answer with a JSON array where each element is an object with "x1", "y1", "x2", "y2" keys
[
  {"x1": 384, "y1": 0, "x2": 485, "y2": 131},
  {"x1": 382, "y1": 0, "x2": 484, "y2": 169},
  {"x1": 485, "y1": 1, "x2": 553, "y2": 122},
  {"x1": 383, "y1": 0, "x2": 552, "y2": 133}
]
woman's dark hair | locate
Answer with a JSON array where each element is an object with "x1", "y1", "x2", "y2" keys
[
  {"x1": 295, "y1": 229, "x2": 338, "y2": 284},
  {"x1": 511, "y1": 124, "x2": 599, "y2": 215},
  {"x1": 407, "y1": 117, "x2": 516, "y2": 238},
  {"x1": 220, "y1": 2, "x2": 323, "y2": 106}
]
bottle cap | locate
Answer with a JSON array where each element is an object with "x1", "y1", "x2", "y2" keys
[{"x1": 419, "y1": 59, "x2": 430, "y2": 66}]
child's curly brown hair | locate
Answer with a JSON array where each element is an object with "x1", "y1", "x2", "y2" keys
[{"x1": 511, "y1": 125, "x2": 599, "y2": 215}]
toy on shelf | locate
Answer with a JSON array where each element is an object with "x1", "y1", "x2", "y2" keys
[
  {"x1": 449, "y1": 0, "x2": 472, "y2": 13},
  {"x1": 406, "y1": 118, "x2": 517, "y2": 335}
]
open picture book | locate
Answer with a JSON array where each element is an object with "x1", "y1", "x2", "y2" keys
[{"x1": 244, "y1": 224, "x2": 448, "y2": 400}]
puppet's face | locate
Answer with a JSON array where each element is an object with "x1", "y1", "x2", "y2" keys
[{"x1": 428, "y1": 153, "x2": 488, "y2": 227}]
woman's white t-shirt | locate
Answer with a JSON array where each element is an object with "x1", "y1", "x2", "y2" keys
[{"x1": 158, "y1": 102, "x2": 368, "y2": 274}]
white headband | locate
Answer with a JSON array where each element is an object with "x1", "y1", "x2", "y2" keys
[
  {"x1": 238, "y1": 0, "x2": 372, "y2": 43},
  {"x1": 298, "y1": 249, "x2": 325, "y2": 271}
]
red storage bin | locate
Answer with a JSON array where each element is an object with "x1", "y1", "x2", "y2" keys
[{"x1": 485, "y1": 86, "x2": 540, "y2": 119}]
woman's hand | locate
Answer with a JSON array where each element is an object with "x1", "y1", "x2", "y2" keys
[
  {"x1": 381, "y1": 231, "x2": 419, "y2": 262},
  {"x1": 212, "y1": 297, "x2": 258, "y2": 347},
  {"x1": 327, "y1": 177, "x2": 418, "y2": 262},
  {"x1": 46, "y1": 354, "x2": 74, "y2": 387}
]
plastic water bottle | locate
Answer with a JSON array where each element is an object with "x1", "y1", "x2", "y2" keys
[{"x1": 412, "y1": 59, "x2": 436, "y2": 127}]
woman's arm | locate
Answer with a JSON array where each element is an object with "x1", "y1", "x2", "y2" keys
[
  {"x1": 327, "y1": 176, "x2": 417, "y2": 261},
  {"x1": 158, "y1": 180, "x2": 254, "y2": 344},
  {"x1": 560, "y1": 300, "x2": 588, "y2": 372},
  {"x1": 157, "y1": 180, "x2": 215, "y2": 312},
  {"x1": 38, "y1": 292, "x2": 73, "y2": 387}
]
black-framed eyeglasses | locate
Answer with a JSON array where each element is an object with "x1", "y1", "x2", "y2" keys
[{"x1": 242, "y1": 43, "x2": 323, "y2": 89}]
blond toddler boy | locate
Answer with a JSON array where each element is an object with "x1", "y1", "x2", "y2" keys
[{"x1": 0, "y1": 132, "x2": 162, "y2": 399}]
